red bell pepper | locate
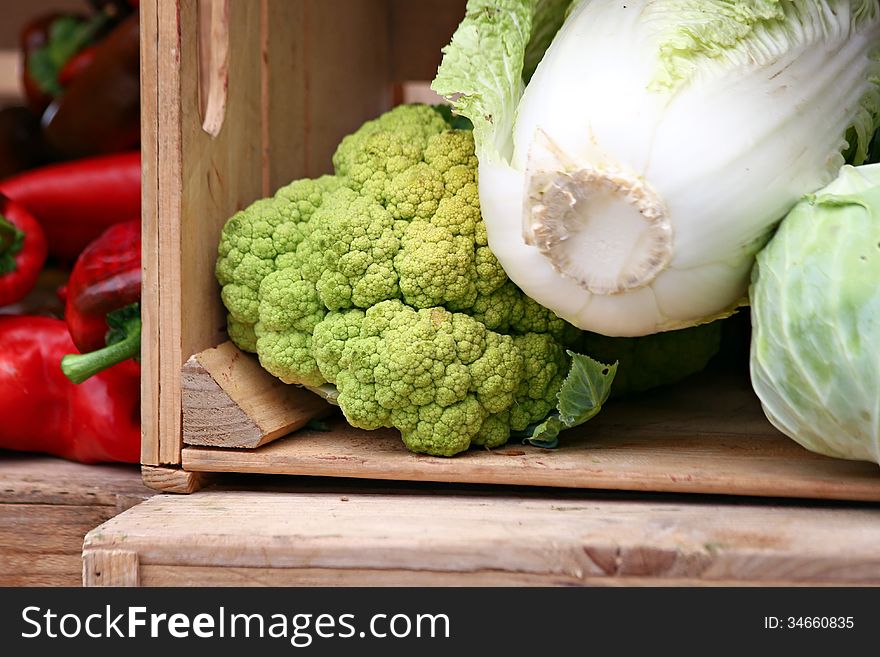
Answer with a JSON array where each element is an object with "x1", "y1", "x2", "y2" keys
[
  {"x1": 0, "y1": 315, "x2": 140, "y2": 464},
  {"x1": 0, "y1": 194, "x2": 48, "y2": 307},
  {"x1": 61, "y1": 220, "x2": 141, "y2": 384},
  {"x1": 0, "y1": 151, "x2": 140, "y2": 263},
  {"x1": 20, "y1": 13, "x2": 76, "y2": 115},
  {"x1": 22, "y1": 12, "x2": 110, "y2": 113}
]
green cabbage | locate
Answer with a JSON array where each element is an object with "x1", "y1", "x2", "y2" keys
[{"x1": 750, "y1": 164, "x2": 880, "y2": 466}]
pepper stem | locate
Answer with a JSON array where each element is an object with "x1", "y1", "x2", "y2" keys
[
  {"x1": 0, "y1": 214, "x2": 24, "y2": 275},
  {"x1": 61, "y1": 315, "x2": 141, "y2": 384}
]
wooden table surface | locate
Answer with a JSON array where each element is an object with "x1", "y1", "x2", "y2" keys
[{"x1": 0, "y1": 453, "x2": 152, "y2": 586}]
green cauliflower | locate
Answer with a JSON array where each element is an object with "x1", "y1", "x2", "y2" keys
[
  {"x1": 215, "y1": 104, "x2": 720, "y2": 457},
  {"x1": 249, "y1": 106, "x2": 574, "y2": 455}
]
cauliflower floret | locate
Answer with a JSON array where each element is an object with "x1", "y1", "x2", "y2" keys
[
  {"x1": 215, "y1": 176, "x2": 339, "y2": 351},
  {"x1": 336, "y1": 301, "x2": 524, "y2": 456}
]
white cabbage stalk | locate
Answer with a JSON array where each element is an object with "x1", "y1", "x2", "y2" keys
[
  {"x1": 751, "y1": 164, "x2": 880, "y2": 466},
  {"x1": 433, "y1": 0, "x2": 880, "y2": 336}
]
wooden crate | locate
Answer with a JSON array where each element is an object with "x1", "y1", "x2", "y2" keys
[
  {"x1": 142, "y1": 0, "x2": 469, "y2": 479},
  {"x1": 141, "y1": 0, "x2": 880, "y2": 500}
]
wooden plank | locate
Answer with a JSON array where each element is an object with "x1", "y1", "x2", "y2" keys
[
  {"x1": 181, "y1": 371, "x2": 880, "y2": 502},
  {"x1": 157, "y1": 0, "x2": 266, "y2": 465},
  {"x1": 82, "y1": 550, "x2": 140, "y2": 586},
  {"x1": 156, "y1": 0, "x2": 264, "y2": 465},
  {"x1": 141, "y1": 0, "x2": 161, "y2": 466},
  {"x1": 156, "y1": 0, "x2": 184, "y2": 464},
  {"x1": 156, "y1": 0, "x2": 397, "y2": 464},
  {"x1": 139, "y1": 567, "x2": 853, "y2": 587},
  {"x1": 141, "y1": 465, "x2": 214, "y2": 494},
  {"x1": 0, "y1": 554, "x2": 86, "y2": 587},
  {"x1": 182, "y1": 342, "x2": 330, "y2": 448},
  {"x1": 0, "y1": 454, "x2": 152, "y2": 510},
  {"x1": 178, "y1": 0, "x2": 262, "y2": 374},
  {"x1": 0, "y1": 450, "x2": 173, "y2": 581},
  {"x1": 83, "y1": 490, "x2": 880, "y2": 585},
  {"x1": 0, "y1": 455, "x2": 152, "y2": 586}
]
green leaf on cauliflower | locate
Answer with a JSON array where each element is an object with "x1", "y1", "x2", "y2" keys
[{"x1": 524, "y1": 352, "x2": 617, "y2": 449}]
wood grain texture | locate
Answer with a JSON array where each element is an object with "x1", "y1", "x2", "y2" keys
[
  {"x1": 139, "y1": 567, "x2": 855, "y2": 587},
  {"x1": 182, "y1": 342, "x2": 330, "y2": 448},
  {"x1": 0, "y1": 454, "x2": 151, "y2": 586},
  {"x1": 265, "y1": 0, "x2": 392, "y2": 191},
  {"x1": 83, "y1": 489, "x2": 880, "y2": 586},
  {"x1": 141, "y1": 0, "x2": 161, "y2": 466},
  {"x1": 181, "y1": 371, "x2": 880, "y2": 502},
  {"x1": 0, "y1": 454, "x2": 152, "y2": 509},
  {"x1": 82, "y1": 550, "x2": 139, "y2": 587},
  {"x1": 156, "y1": 0, "x2": 185, "y2": 465},
  {"x1": 141, "y1": 465, "x2": 214, "y2": 494},
  {"x1": 153, "y1": 0, "x2": 264, "y2": 465}
]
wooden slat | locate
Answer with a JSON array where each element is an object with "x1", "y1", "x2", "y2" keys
[
  {"x1": 155, "y1": 0, "x2": 264, "y2": 465},
  {"x1": 0, "y1": 454, "x2": 152, "y2": 509},
  {"x1": 0, "y1": 454, "x2": 151, "y2": 587},
  {"x1": 140, "y1": 0, "x2": 161, "y2": 466},
  {"x1": 181, "y1": 371, "x2": 880, "y2": 502},
  {"x1": 182, "y1": 342, "x2": 330, "y2": 448},
  {"x1": 178, "y1": 0, "x2": 263, "y2": 379},
  {"x1": 83, "y1": 490, "x2": 880, "y2": 585},
  {"x1": 156, "y1": 0, "x2": 184, "y2": 465},
  {"x1": 1, "y1": 506, "x2": 114, "y2": 587},
  {"x1": 139, "y1": 567, "x2": 855, "y2": 587}
]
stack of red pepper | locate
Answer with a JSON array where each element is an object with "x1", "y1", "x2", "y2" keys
[
  {"x1": 0, "y1": 194, "x2": 141, "y2": 463},
  {"x1": 0, "y1": 185, "x2": 141, "y2": 464},
  {"x1": 1, "y1": 0, "x2": 140, "y2": 178},
  {"x1": 0, "y1": 2, "x2": 143, "y2": 465}
]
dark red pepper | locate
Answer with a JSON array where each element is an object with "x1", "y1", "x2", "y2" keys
[
  {"x1": 20, "y1": 12, "x2": 77, "y2": 115},
  {"x1": 0, "y1": 194, "x2": 48, "y2": 308},
  {"x1": 42, "y1": 13, "x2": 141, "y2": 159},
  {"x1": 0, "y1": 151, "x2": 140, "y2": 263},
  {"x1": 0, "y1": 315, "x2": 140, "y2": 464},
  {"x1": 61, "y1": 220, "x2": 141, "y2": 384},
  {"x1": 22, "y1": 12, "x2": 109, "y2": 113}
]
